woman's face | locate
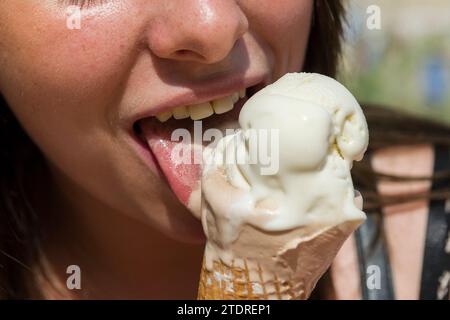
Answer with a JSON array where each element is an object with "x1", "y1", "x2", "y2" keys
[{"x1": 0, "y1": 0, "x2": 312, "y2": 243}]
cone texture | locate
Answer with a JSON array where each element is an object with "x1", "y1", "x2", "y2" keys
[
  {"x1": 197, "y1": 257, "x2": 305, "y2": 300},
  {"x1": 197, "y1": 220, "x2": 363, "y2": 300}
]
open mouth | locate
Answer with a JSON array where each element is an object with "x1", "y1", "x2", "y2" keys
[{"x1": 130, "y1": 81, "x2": 266, "y2": 207}]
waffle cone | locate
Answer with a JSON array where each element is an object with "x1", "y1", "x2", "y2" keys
[
  {"x1": 198, "y1": 257, "x2": 295, "y2": 300},
  {"x1": 198, "y1": 220, "x2": 362, "y2": 300}
]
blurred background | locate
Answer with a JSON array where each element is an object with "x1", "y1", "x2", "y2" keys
[{"x1": 339, "y1": 0, "x2": 450, "y2": 124}]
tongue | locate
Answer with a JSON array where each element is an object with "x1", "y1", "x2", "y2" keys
[
  {"x1": 139, "y1": 97, "x2": 246, "y2": 208},
  {"x1": 140, "y1": 120, "x2": 202, "y2": 206}
]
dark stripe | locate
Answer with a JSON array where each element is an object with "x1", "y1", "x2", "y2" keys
[
  {"x1": 355, "y1": 213, "x2": 395, "y2": 300},
  {"x1": 420, "y1": 145, "x2": 450, "y2": 300}
]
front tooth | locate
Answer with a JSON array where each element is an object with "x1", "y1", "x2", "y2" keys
[
  {"x1": 212, "y1": 95, "x2": 234, "y2": 114},
  {"x1": 155, "y1": 110, "x2": 172, "y2": 122},
  {"x1": 231, "y1": 92, "x2": 239, "y2": 104},
  {"x1": 188, "y1": 102, "x2": 214, "y2": 120},
  {"x1": 239, "y1": 88, "x2": 246, "y2": 98},
  {"x1": 173, "y1": 105, "x2": 190, "y2": 119}
]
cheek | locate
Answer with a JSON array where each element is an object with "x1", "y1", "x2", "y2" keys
[
  {"x1": 0, "y1": 2, "x2": 136, "y2": 111},
  {"x1": 243, "y1": 0, "x2": 313, "y2": 75},
  {"x1": 0, "y1": 2, "x2": 141, "y2": 152},
  {"x1": 0, "y1": 2, "x2": 163, "y2": 217}
]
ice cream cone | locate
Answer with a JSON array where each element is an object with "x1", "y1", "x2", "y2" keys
[
  {"x1": 196, "y1": 73, "x2": 368, "y2": 300},
  {"x1": 198, "y1": 220, "x2": 362, "y2": 300}
]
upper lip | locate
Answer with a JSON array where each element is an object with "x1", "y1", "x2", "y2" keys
[{"x1": 129, "y1": 73, "x2": 268, "y2": 126}]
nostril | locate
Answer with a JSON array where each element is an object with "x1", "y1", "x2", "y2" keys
[
  {"x1": 177, "y1": 49, "x2": 190, "y2": 55},
  {"x1": 173, "y1": 49, "x2": 207, "y2": 62}
]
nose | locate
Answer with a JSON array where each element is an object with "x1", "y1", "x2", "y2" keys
[{"x1": 146, "y1": 0, "x2": 249, "y2": 64}]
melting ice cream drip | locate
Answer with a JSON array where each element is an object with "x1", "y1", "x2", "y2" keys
[{"x1": 196, "y1": 73, "x2": 369, "y2": 281}]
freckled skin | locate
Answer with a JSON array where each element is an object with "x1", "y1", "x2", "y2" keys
[{"x1": 0, "y1": 1, "x2": 313, "y2": 298}]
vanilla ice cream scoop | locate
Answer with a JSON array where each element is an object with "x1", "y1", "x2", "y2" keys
[{"x1": 198, "y1": 73, "x2": 369, "y2": 299}]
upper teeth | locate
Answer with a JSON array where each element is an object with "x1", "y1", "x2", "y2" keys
[{"x1": 155, "y1": 88, "x2": 246, "y2": 122}]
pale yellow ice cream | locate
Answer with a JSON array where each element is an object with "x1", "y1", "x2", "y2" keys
[{"x1": 198, "y1": 72, "x2": 369, "y2": 299}]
